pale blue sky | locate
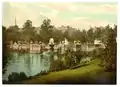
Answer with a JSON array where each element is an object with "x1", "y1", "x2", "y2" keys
[{"x1": 2, "y1": 2, "x2": 117, "y2": 29}]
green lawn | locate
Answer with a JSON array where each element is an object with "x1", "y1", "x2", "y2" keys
[{"x1": 23, "y1": 58, "x2": 116, "y2": 84}]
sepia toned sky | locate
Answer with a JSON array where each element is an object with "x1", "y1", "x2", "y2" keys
[{"x1": 2, "y1": 2, "x2": 117, "y2": 29}]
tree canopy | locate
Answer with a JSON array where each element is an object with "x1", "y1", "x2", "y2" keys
[{"x1": 3, "y1": 18, "x2": 117, "y2": 45}]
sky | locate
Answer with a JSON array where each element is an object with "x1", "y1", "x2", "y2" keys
[{"x1": 2, "y1": 2, "x2": 117, "y2": 30}]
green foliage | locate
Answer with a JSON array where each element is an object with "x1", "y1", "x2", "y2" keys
[
  {"x1": 87, "y1": 28, "x2": 94, "y2": 43},
  {"x1": 3, "y1": 18, "x2": 117, "y2": 45},
  {"x1": 99, "y1": 26, "x2": 116, "y2": 71},
  {"x1": 21, "y1": 20, "x2": 36, "y2": 41},
  {"x1": 5, "y1": 25, "x2": 20, "y2": 42},
  {"x1": 52, "y1": 29, "x2": 64, "y2": 42},
  {"x1": 8, "y1": 72, "x2": 27, "y2": 82},
  {"x1": 80, "y1": 30, "x2": 87, "y2": 43},
  {"x1": 23, "y1": 20, "x2": 32, "y2": 29},
  {"x1": 40, "y1": 19, "x2": 54, "y2": 42}
]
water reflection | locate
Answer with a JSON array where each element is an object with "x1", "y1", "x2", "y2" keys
[{"x1": 3, "y1": 52, "x2": 52, "y2": 81}]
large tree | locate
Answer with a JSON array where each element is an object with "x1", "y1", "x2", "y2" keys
[
  {"x1": 5, "y1": 25, "x2": 20, "y2": 42},
  {"x1": 80, "y1": 30, "x2": 87, "y2": 43},
  {"x1": 87, "y1": 27, "x2": 94, "y2": 43},
  {"x1": 101, "y1": 26, "x2": 117, "y2": 71},
  {"x1": 23, "y1": 20, "x2": 32, "y2": 29},
  {"x1": 21, "y1": 20, "x2": 36, "y2": 41},
  {"x1": 40, "y1": 19, "x2": 54, "y2": 42}
]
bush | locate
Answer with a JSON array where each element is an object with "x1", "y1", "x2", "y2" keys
[{"x1": 8, "y1": 72, "x2": 28, "y2": 82}]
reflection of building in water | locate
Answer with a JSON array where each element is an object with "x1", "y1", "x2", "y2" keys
[{"x1": 25, "y1": 54, "x2": 32, "y2": 76}]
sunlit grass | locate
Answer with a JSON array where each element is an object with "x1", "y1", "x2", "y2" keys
[{"x1": 22, "y1": 58, "x2": 115, "y2": 84}]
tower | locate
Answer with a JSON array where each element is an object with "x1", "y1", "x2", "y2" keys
[{"x1": 15, "y1": 17, "x2": 17, "y2": 26}]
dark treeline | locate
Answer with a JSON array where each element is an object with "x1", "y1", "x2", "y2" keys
[{"x1": 3, "y1": 19, "x2": 117, "y2": 45}]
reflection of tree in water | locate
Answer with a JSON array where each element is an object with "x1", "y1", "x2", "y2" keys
[
  {"x1": 4, "y1": 52, "x2": 22, "y2": 71},
  {"x1": 49, "y1": 51, "x2": 59, "y2": 70},
  {"x1": 3, "y1": 52, "x2": 14, "y2": 74},
  {"x1": 40, "y1": 54, "x2": 43, "y2": 63},
  {"x1": 23, "y1": 52, "x2": 51, "y2": 76},
  {"x1": 40, "y1": 51, "x2": 52, "y2": 71},
  {"x1": 43, "y1": 57, "x2": 49, "y2": 67},
  {"x1": 49, "y1": 51, "x2": 55, "y2": 61},
  {"x1": 8, "y1": 52, "x2": 18, "y2": 63},
  {"x1": 23, "y1": 53, "x2": 32, "y2": 76},
  {"x1": 42, "y1": 53, "x2": 48, "y2": 67}
]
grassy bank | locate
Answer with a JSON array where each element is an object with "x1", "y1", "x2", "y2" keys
[{"x1": 23, "y1": 58, "x2": 116, "y2": 84}]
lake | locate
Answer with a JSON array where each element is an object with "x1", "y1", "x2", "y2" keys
[{"x1": 3, "y1": 51, "x2": 54, "y2": 81}]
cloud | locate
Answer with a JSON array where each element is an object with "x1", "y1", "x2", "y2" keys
[
  {"x1": 71, "y1": 3, "x2": 117, "y2": 13},
  {"x1": 2, "y1": 2, "x2": 117, "y2": 30}
]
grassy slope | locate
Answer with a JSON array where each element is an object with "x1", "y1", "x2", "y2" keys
[{"x1": 23, "y1": 59, "x2": 116, "y2": 84}]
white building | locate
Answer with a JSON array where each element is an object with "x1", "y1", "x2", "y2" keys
[
  {"x1": 94, "y1": 39, "x2": 101, "y2": 45},
  {"x1": 94, "y1": 39, "x2": 105, "y2": 49}
]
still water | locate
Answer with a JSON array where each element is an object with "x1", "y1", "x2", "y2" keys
[{"x1": 3, "y1": 51, "x2": 54, "y2": 81}]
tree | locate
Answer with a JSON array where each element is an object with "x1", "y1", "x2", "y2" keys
[
  {"x1": 80, "y1": 30, "x2": 87, "y2": 43},
  {"x1": 41, "y1": 19, "x2": 53, "y2": 31},
  {"x1": 100, "y1": 25, "x2": 111, "y2": 45},
  {"x1": 63, "y1": 30, "x2": 69, "y2": 40},
  {"x1": 40, "y1": 19, "x2": 54, "y2": 42},
  {"x1": 23, "y1": 20, "x2": 32, "y2": 29},
  {"x1": 21, "y1": 20, "x2": 36, "y2": 41},
  {"x1": 2, "y1": 25, "x2": 11, "y2": 73},
  {"x1": 52, "y1": 29, "x2": 64, "y2": 43},
  {"x1": 2, "y1": 26, "x2": 7, "y2": 41},
  {"x1": 72, "y1": 30, "x2": 81, "y2": 41},
  {"x1": 94, "y1": 27, "x2": 102, "y2": 40},
  {"x1": 102, "y1": 27, "x2": 116, "y2": 71},
  {"x1": 5, "y1": 25, "x2": 20, "y2": 42},
  {"x1": 87, "y1": 28, "x2": 94, "y2": 43},
  {"x1": 2, "y1": 26, "x2": 6, "y2": 33}
]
